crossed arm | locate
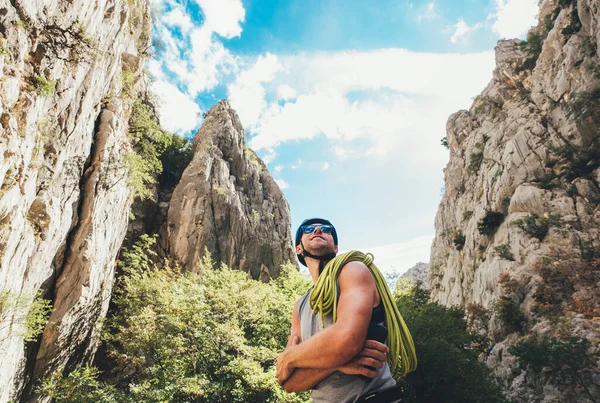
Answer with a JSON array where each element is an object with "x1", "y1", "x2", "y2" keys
[{"x1": 276, "y1": 262, "x2": 389, "y2": 393}]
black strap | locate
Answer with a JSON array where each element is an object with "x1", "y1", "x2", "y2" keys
[
  {"x1": 356, "y1": 386, "x2": 403, "y2": 403},
  {"x1": 300, "y1": 241, "x2": 336, "y2": 273}
]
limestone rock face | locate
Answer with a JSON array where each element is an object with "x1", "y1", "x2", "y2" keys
[
  {"x1": 399, "y1": 262, "x2": 429, "y2": 287},
  {"x1": 163, "y1": 100, "x2": 296, "y2": 280},
  {"x1": 430, "y1": 0, "x2": 600, "y2": 401},
  {"x1": 0, "y1": 0, "x2": 150, "y2": 401}
]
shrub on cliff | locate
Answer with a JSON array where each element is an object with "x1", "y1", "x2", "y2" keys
[
  {"x1": 395, "y1": 282, "x2": 506, "y2": 403},
  {"x1": 126, "y1": 99, "x2": 173, "y2": 200}
]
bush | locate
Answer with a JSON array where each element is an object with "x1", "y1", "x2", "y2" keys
[
  {"x1": 494, "y1": 296, "x2": 526, "y2": 335},
  {"x1": 24, "y1": 293, "x2": 52, "y2": 342},
  {"x1": 519, "y1": 32, "x2": 544, "y2": 70},
  {"x1": 509, "y1": 336, "x2": 595, "y2": 399},
  {"x1": 440, "y1": 137, "x2": 449, "y2": 150},
  {"x1": 159, "y1": 134, "x2": 193, "y2": 187},
  {"x1": 468, "y1": 149, "x2": 484, "y2": 173},
  {"x1": 126, "y1": 99, "x2": 173, "y2": 200},
  {"x1": 40, "y1": 236, "x2": 312, "y2": 403},
  {"x1": 478, "y1": 212, "x2": 504, "y2": 236},
  {"x1": 511, "y1": 214, "x2": 562, "y2": 241},
  {"x1": 452, "y1": 231, "x2": 466, "y2": 250},
  {"x1": 395, "y1": 284, "x2": 506, "y2": 403},
  {"x1": 494, "y1": 244, "x2": 514, "y2": 261},
  {"x1": 532, "y1": 253, "x2": 600, "y2": 318},
  {"x1": 32, "y1": 75, "x2": 56, "y2": 97}
]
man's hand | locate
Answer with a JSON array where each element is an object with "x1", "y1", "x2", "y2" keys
[
  {"x1": 277, "y1": 336, "x2": 300, "y2": 385},
  {"x1": 337, "y1": 340, "x2": 389, "y2": 378}
]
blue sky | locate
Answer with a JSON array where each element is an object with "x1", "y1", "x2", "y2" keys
[{"x1": 148, "y1": 0, "x2": 539, "y2": 274}]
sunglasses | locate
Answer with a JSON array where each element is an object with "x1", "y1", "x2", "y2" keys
[{"x1": 300, "y1": 224, "x2": 334, "y2": 234}]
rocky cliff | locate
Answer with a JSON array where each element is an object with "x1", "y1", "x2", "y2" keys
[
  {"x1": 0, "y1": 1, "x2": 296, "y2": 402},
  {"x1": 400, "y1": 262, "x2": 429, "y2": 287},
  {"x1": 161, "y1": 100, "x2": 296, "y2": 280},
  {"x1": 430, "y1": 0, "x2": 600, "y2": 401},
  {"x1": 0, "y1": 0, "x2": 152, "y2": 400}
]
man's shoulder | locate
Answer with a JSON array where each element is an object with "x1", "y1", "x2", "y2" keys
[{"x1": 338, "y1": 261, "x2": 375, "y2": 288}]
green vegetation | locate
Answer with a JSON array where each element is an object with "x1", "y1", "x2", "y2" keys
[
  {"x1": 452, "y1": 231, "x2": 466, "y2": 250},
  {"x1": 494, "y1": 244, "x2": 515, "y2": 261},
  {"x1": 250, "y1": 208, "x2": 260, "y2": 226},
  {"x1": 494, "y1": 297, "x2": 526, "y2": 335},
  {"x1": 24, "y1": 294, "x2": 52, "y2": 342},
  {"x1": 0, "y1": 291, "x2": 52, "y2": 342},
  {"x1": 159, "y1": 134, "x2": 193, "y2": 187},
  {"x1": 244, "y1": 145, "x2": 261, "y2": 168},
  {"x1": 440, "y1": 137, "x2": 449, "y2": 150},
  {"x1": 495, "y1": 273, "x2": 527, "y2": 336},
  {"x1": 32, "y1": 75, "x2": 56, "y2": 97},
  {"x1": 126, "y1": 99, "x2": 172, "y2": 200},
  {"x1": 468, "y1": 149, "x2": 484, "y2": 173},
  {"x1": 41, "y1": 236, "x2": 311, "y2": 402},
  {"x1": 532, "y1": 254, "x2": 600, "y2": 318},
  {"x1": 519, "y1": 32, "x2": 544, "y2": 71},
  {"x1": 511, "y1": 214, "x2": 562, "y2": 241},
  {"x1": 395, "y1": 282, "x2": 506, "y2": 403},
  {"x1": 478, "y1": 211, "x2": 504, "y2": 236},
  {"x1": 509, "y1": 336, "x2": 596, "y2": 401}
]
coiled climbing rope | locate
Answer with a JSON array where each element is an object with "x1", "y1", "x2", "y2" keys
[{"x1": 309, "y1": 250, "x2": 417, "y2": 378}]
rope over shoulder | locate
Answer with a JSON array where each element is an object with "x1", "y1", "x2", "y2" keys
[{"x1": 309, "y1": 250, "x2": 417, "y2": 378}]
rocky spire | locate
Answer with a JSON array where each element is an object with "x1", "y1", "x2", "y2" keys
[{"x1": 162, "y1": 100, "x2": 296, "y2": 280}]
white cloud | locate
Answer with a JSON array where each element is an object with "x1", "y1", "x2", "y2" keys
[
  {"x1": 417, "y1": 2, "x2": 438, "y2": 23},
  {"x1": 260, "y1": 149, "x2": 277, "y2": 165},
  {"x1": 274, "y1": 165, "x2": 283, "y2": 174},
  {"x1": 277, "y1": 84, "x2": 297, "y2": 101},
  {"x1": 228, "y1": 53, "x2": 283, "y2": 126},
  {"x1": 291, "y1": 159, "x2": 303, "y2": 169},
  {"x1": 151, "y1": 0, "x2": 244, "y2": 98},
  {"x1": 331, "y1": 146, "x2": 353, "y2": 160},
  {"x1": 491, "y1": 0, "x2": 538, "y2": 38},
  {"x1": 151, "y1": 81, "x2": 202, "y2": 134},
  {"x1": 275, "y1": 179, "x2": 289, "y2": 189},
  {"x1": 351, "y1": 235, "x2": 434, "y2": 275},
  {"x1": 322, "y1": 162, "x2": 330, "y2": 170},
  {"x1": 194, "y1": 0, "x2": 245, "y2": 38},
  {"x1": 243, "y1": 48, "x2": 494, "y2": 158},
  {"x1": 163, "y1": 7, "x2": 194, "y2": 33},
  {"x1": 450, "y1": 18, "x2": 483, "y2": 44}
]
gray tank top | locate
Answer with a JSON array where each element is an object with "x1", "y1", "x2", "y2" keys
[{"x1": 297, "y1": 290, "x2": 397, "y2": 403}]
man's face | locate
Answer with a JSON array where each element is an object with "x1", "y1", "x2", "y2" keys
[{"x1": 296, "y1": 224, "x2": 338, "y2": 256}]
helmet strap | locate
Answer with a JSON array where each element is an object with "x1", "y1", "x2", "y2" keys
[{"x1": 300, "y1": 241, "x2": 336, "y2": 273}]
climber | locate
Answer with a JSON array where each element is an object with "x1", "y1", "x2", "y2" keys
[{"x1": 276, "y1": 218, "x2": 417, "y2": 403}]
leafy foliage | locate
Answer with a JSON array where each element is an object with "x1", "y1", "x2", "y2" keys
[
  {"x1": 477, "y1": 212, "x2": 504, "y2": 236},
  {"x1": 42, "y1": 236, "x2": 311, "y2": 403},
  {"x1": 159, "y1": 133, "x2": 193, "y2": 187},
  {"x1": 494, "y1": 297, "x2": 526, "y2": 335},
  {"x1": 126, "y1": 99, "x2": 173, "y2": 200},
  {"x1": 511, "y1": 214, "x2": 562, "y2": 241},
  {"x1": 494, "y1": 244, "x2": 514, "y2": 261},
  {"x1": 440, "y1": 137, "x2": 449, "y2": 150},
  {"x1": 395, "y1": 283, "x2": 506, "y2": 403},
  {"x1": 509, "y1": 336, "x2": 596, "y2": 400},
  {"x1": 24, "y1": 292, "x2": 52, "y2": 342},
  {"x1": 31, "y1": 75, "x2": 56, "y2": 97},
  {"x1": 532, "y1": 252, "x2": 600, "y2": 318}
]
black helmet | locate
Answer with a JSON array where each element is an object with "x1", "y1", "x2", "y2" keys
[{"x1": 295, "y1": 218, "x2": 338, "y2": 267}]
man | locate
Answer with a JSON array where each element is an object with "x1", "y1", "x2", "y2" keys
[{"x1": 276, "y1": 218, "x2": 410, "y2": 403}]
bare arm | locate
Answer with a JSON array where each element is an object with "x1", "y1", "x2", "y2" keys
[
  {"x1": 282, "y1": 340, "x2": 388, "y2": 393},
  {"x1": 277, "y1": 262, "x2": 378, "y2": 384}
]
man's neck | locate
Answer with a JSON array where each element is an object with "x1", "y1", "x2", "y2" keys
[{"x1": 306, "y1": 258, "x2": 332, "y2": 284}]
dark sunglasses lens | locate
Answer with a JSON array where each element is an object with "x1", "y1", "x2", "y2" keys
[
  {"x1": 320, "y1": 225, "x2": 333, "y2": 233},
  {"x1": 302, "y1": 225, "x2": 316, "y2": 234}
]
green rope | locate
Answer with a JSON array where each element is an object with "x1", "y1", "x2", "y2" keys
[{"x1": 309, "y1": 250, "x2": 417, "y2": 378}]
